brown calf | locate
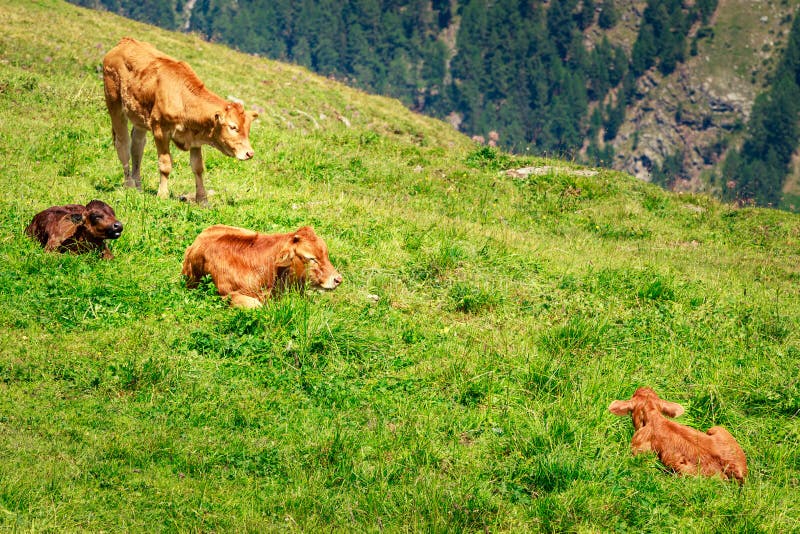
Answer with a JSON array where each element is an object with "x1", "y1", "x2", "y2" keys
[
  {"x1": 182, "y1": 225, "x2": 342, "y2": 308},
  {"x1": 609, "y1": 387, "x2": 747, "y2": 483},
  {"x1": 102, "y1": 37, "x2": 258, "y2": 204},
  {"x1": 26, "y1": 200, "x2": 124, "y2": 259}
]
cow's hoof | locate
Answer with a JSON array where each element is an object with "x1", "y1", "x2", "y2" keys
[{"x1": 179, "y1": 190, "x2": 214, "y2": 206}]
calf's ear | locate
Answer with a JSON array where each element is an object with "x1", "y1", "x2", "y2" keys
[
  {"x1": 276, "y1": 239, "x2": 299, "y2": 267},
  {"x1": 609, "y1": 400, "x2": 634, "y2": 416},
  {"x1": 293, "y1": 226, "x2": 315, "y2": 239},
  {"x1": 658, "y1": 400, "x2": 685, "y2": 418},
  {"x1": 55, "y1": 212, "x2": 84, "y2": 241}
]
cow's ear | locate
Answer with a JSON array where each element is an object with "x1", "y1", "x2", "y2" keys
[
  {"x1": 658, "y1": 400, "x2": 685, "y2": 418},
  {"x1": 275, "y1": 243, "x2": 297, "y2": 267},
  {"x1": 609, "y1": 400, "x2": 634, "y2": 416},
  {"x1": 56, "y1": 213, "x2": 83, "y2": 241},
  {"x1": 215, "y1": 111, "x2": 224, "y2": 124},
  {"x1": 294, "y1": 226, "x2": 314, "y2": 239}
]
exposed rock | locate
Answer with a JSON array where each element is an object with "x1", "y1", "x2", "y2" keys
[
  {"x1": 587, "y1": 0, "x2": 794, "y2": 193},
  {"x1": 613, "y1": 59, "x2": 754, "y2": 184},
  {"x1": 506, "y1": 166, "x2": 599, "y2": 178}
]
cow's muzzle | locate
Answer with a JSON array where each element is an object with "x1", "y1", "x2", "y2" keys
[
  {"x1": 237, "y1": 149, "x2": 255, "y2": 160},
  {"x1": 106, "y1": 222, "x2": 124, "y2": 239},
  {"x1": 320, "y1": 273, "x2": 343, "y2": 290}
]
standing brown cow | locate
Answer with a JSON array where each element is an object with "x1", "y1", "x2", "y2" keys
[
  {"x1": 102, "y1": 37, "x2": 258, "y2": 204},
  {"x1": 182, "y1": 225, "x2": 343, "y2": 308}
]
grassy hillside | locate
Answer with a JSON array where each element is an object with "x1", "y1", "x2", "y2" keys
[{"x1": 1, "y1": 1, "x2": 799, "y2": 531}]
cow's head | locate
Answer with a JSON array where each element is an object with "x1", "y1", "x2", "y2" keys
[
  {"x1": 82, "y1": 200, "x2": 124, "y2": 240},
  {"x1": 609, "y1": 387, "x2": 685, "y2": 430},
  {"x1": 277, "y1": 226, "x2": 342, "y2": 291},
  {"x1": 213, "y1": 102, "x2": 258, "y2": 160}
]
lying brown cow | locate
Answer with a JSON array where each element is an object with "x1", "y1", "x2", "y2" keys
[
  {"x1": 609, "y1": 387, "x2": 747, "y2": 483},
  {"x1": 102, "y1": 37, "x2": 258, "y2": 204},
  {"x1": 26, "y1": 200, "x2": 124, "y2": 259},
  {"x1": 182, "y1": 225, "x2": 343, "y2": 308}
]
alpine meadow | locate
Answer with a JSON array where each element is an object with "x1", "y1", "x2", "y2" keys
[{"x1": 1, "y1": 0, "x2": 800, "y2": 531}]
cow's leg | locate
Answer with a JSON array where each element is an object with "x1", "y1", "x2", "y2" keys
[
  {"x1": 100, "y1": 243, "x2": 114, "y2": 260},
  {"x1": 673, "y1": 459, "x2": 708, "y2": 477},
  {"x1": 109, "y1": 110, "x2": 134, "y2": 188},
  {"x1": 214, "y1": 276, "x2": 263, "y2": 308},
  {"x1": 630, "y1": 429, "x2": 653, "y2": 455},
  {"x1": 707, "y1": 427, "x2": 747, "y2": 483},
  {"x1": 130, "y1": 126, "x2": 147, "y2": 189},
  {"x1": 44, "y1": 235, "x2": 64, "y2": 252},
  {"x1": 152, "y1": 130, "x2": 172, "y2": 199},
  {"x1": 228, "y1": 292, "x2": 263, "y2": 309},
  {"x1": 189, "y1": 147, "x2": 207, "y2": 205}
]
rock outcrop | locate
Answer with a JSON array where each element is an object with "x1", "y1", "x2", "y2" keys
[{"x1": 592, "y1": 0, "x2": 795, "y2": 193}]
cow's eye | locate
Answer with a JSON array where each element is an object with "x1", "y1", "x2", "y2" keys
[{"x1": 228, "y1": 123, "x2": 238, "y2": 131}]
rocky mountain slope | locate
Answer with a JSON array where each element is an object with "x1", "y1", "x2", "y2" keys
[{"x1": 595, "y1": 0, "x2": 798, "y2": 193}]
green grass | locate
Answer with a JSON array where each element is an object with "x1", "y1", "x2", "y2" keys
[
  {"x1": 696, "y1": 0, "x2": 796, "y2": 91},
  {"x1": 1, "y1": 0, "x2": 800, "y2": 531}
]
